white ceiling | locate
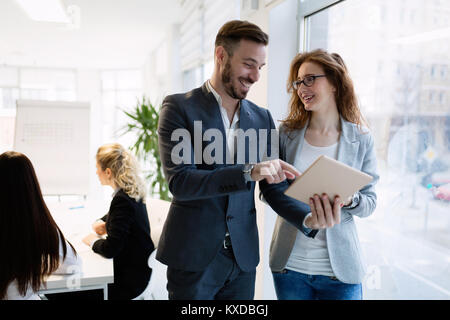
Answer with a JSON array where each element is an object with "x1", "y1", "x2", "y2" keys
[{"x1": 0, "y1": 0, "x2": 182, "y2": 69}]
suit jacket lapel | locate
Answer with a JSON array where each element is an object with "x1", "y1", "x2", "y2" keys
[
  {"x1": 238, "y1": 100, "x2": 251, "y2": 132},
  {"x1": 236, "y1": 100, "x2": 252, "y2": 163},
  {"x1": 200, "y1": 83, "x2": 226, "y2": 134}
]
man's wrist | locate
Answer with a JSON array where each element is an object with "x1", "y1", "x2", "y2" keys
[
  {"x1": 303, "y1": 212, "x2": 313, "y2": 229},
  {"x1": 243, "y1": 163, "x2": 255, "y2": 182}
]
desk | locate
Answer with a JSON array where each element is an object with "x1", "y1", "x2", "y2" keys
[{"x1": 38, "y1": 199, "x2": 114, "y2": 300}]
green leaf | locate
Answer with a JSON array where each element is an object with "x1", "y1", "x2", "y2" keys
[{"x1": 121, "y1": 96, "x2": 171, "y2": 201}]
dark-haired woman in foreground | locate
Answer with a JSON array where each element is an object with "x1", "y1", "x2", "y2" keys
[{"x1": 0, "y1": 151, "x2": 81, "y2": 300}]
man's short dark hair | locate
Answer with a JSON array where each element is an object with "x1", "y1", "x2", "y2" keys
[{"x1": 215, "y1": 20, "x2": 269, "y2": 56}]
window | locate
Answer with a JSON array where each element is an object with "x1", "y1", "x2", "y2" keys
[
  {"x1": 300, "y1": 0, "x2": 450, "y2": 299},
  {"x1": 431, "y1": 65, "x2": 437, "y2": 79},
  {"x1": 182, "y1": 66, "x2": 203, "y2": 92},
  {"x1": 179, "y1": 0, "x2": 240, "y2": 91},
  {"x1": 441, "y1": 65, "x2": 448, "y2": 80},
  {"x1": 20, "y1": 68, "x2": 76, "y2": 102},
  {"x1": 100, "y1": 69, "x2": 143, "y2": 147},
  {"x1": 0, "y1": 88, "x2": 20, "y2": 109},
  {"x1": 0, "y1": 67, "x2": 76, "y2": 152}
]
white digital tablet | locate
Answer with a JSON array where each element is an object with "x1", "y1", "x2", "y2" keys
[{"x1": 284, "y1": 155, "x2": 373, "y2": 204}]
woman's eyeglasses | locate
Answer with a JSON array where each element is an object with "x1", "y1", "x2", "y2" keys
[{"x1": 292, "y1": 75, "x2": 326, "y2": 90}]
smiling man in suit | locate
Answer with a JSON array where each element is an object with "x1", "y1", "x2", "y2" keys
[{"x1": 157, "y1": 20, "x2": 331, "y2": 300}]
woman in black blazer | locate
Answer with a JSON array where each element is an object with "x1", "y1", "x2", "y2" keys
[{"x1": 82, "y1": 143, "x2": 155, "y2": 300}]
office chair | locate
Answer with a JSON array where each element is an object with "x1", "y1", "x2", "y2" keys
[
  {"x1": 133, "y1": 248, "x2": 168, "y2": 300},
  {"x1": 133, "y1": 198, "x2": 170, "y2": 300}
]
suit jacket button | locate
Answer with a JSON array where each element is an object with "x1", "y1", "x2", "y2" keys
[{"x1": 227, "y1": 216, "x2": 234, "y2": 221}]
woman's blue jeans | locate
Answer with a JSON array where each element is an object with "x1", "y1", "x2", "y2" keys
[{"x1": 272, "y1": 269, "x2": 362, "y2": 300}]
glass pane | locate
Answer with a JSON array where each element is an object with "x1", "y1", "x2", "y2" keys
[
  {"x1": 306, "y1": 0, "x2": 450, "y2": 299},
  {"x1": 116, "y1": 70, "x2": 142, "y2": 90},
  {"x1": 114, "y1": 91, "x2": 142, "y2": 140},
  {"x1": 114, "y1": 106, "x2": 134, "y2": 141},
  {"x1": 53, "y1": 72, "x2": 76, "y2": 91},
  {"x1": 183, "y1": 66, "x2": 203, "y2": 91},
  {"x1": 20, "y1": 69, "x2": 75, "y2": 91},
  {"x1": 203, "y1": 59, "x2": 214, "y2": 83},
  {"x1": 0, "y1": 88, "x2": 19, "y2": 109},
  {"x1": 19, "y1": 68, "x2": 76, "y2": 102},
  {"x1": 0, "y1": 67, "x2": 19, "y2": 87},
  {"x1": 0, "y1": 116, "x2": 15, "y2": 152},
  {"x1": 55, "y1": 90, "x2": 76, "y2": 101},
  {"x1": 155, "y1": 43, "x2": 168, "y2": 76},
  {"x1": 101, "y1": 71, "x2": 116, "y2": 90},
  {"x1": 20, "y1": 89, "x2": 48, "y2": 100},
  {"x1": 116, "y1": 90, "x2": 140, "y2": 110},
  {"x1": 101, "y1": 91, "x2": 116, "y2": 124}
]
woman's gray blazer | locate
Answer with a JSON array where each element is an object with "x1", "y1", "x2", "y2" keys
[{"x1": 269, "y1": 118, "x2": 379, "y2": 284}]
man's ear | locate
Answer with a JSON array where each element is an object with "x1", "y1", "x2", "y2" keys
[{"x1": 215, "y1": 46, "x2": 228, "y2": 66}]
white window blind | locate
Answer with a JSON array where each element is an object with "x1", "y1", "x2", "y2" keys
[
  {"x1": 180, "y1": 0, "x2": 240, "y2": 72},
  {"x1": 180, "y1": 0, "x2": 203, "y2": 71},
  {"x1": 203, "y1": 0, "x2": 240, "y2": 61},
  {"x1": 0, "y1": 66, "x2": 19, "y2": 87}
]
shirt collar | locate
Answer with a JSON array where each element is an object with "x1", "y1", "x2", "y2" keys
[
  {"x1": 112, "y1": 188, "x2": 120, "y2": 197},
  {"x1": 206, "y1": 79, "x2": 223, "y2": 107},
  {"x1": 206, "y1": 80, "x2": 240, "y2": 124}
]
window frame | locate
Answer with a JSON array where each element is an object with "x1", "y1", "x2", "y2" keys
[{"x1": 297, "y1": 0, "x2": 343, "y2": 52}]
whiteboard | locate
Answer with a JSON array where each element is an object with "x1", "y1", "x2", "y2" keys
[{"x1": 14, "y1": 100, "x2": 90, "y2": 196}]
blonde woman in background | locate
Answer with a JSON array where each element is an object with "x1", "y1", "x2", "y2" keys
[{"x1": 81, "y1": 143, "x2": 155, "y2": 300}]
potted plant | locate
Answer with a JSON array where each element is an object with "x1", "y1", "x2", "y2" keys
[{"x1": 121, "y1": 96, "x2": 171, "y2": 201}]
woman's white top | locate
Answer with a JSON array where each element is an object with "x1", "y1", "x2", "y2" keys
[
  {"x1": 4, "y1": 237, "x2": 82, "y2": 300},
  {"x1": 285, "y1": 139, "x2": 338, "y2": 277}
]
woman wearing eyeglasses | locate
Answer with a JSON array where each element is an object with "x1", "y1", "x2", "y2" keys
[{"x1": 268, "y1": 49, "x2": 379, "y2": 300}]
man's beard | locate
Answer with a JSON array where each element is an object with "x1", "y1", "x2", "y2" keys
[{"x1": 222, "y1": 60, "x2": 249, "y2": 100}]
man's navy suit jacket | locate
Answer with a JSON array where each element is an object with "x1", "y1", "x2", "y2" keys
[{"x1": 156, "y1": 82, "x2": 312, "y2": 272}]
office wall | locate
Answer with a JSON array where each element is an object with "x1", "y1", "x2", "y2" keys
[{"x1": 144, "y1": 25, "x2": 183, "y2": 105}]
